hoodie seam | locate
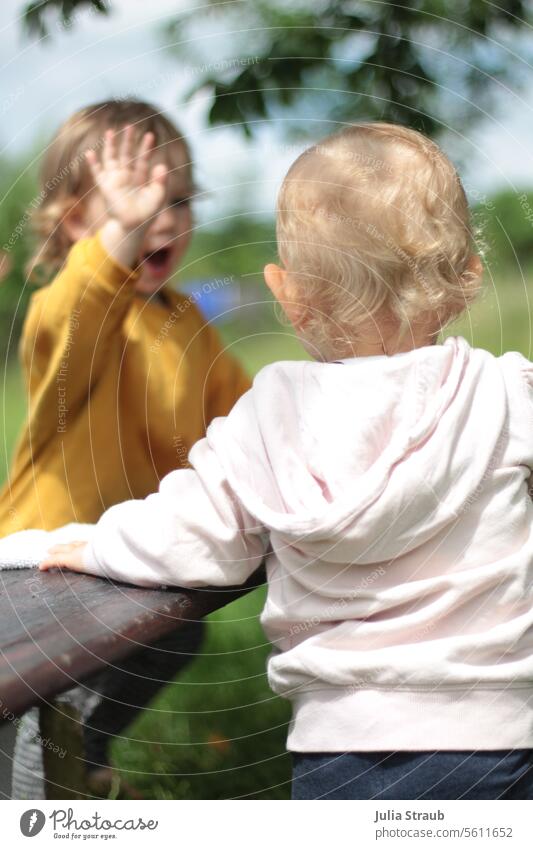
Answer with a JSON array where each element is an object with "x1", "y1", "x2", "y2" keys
[
  {"x1": 287, "y1": 684, "x2": 533, "y2": 695},
  {"x1": 518, "y1": 362, "x2": 533, "y2": 458}
]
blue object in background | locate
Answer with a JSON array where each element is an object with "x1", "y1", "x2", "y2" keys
[{"x1": 178, "y1": 277, "x2": 242, "y2": 324}]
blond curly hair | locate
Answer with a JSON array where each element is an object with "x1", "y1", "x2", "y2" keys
[
  {"x1": 28, "y1": 99, "x2": 193, "y2": 280},
  {"x1": 276, "y1": 122, "x2": 481, "y2": 356}
]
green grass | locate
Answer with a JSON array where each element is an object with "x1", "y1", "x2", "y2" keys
[
  {"x1": 448, "y1": 280, "x2": 532, "y2": 357},
  {"x1": 220, "y1": 324, "x2": 310, "y2": 374},
  {"x1": 1, "y1": 282, "x2": 531, "y2": 799},
  {"x1": 0, "y1": 362, "x2": 27, "y2": 482},
  {"x1": 112, "y1": 589, "x2": 292, "y2": 800}
]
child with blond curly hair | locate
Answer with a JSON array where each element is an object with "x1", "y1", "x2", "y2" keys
[{"x1": 30, "y1": 122, "x2": 533, "y2": 798}]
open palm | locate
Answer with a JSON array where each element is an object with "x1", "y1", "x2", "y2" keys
[{"x1": 86, "y1": 126, "x2": 168, "y2": 231}]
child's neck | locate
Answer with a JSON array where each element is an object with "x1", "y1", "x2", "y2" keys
[
  {"x1": 337, "y1": 335, "x2": 438, "y2": 360},
  {"x1": 312, "y1": 315, "x2": 441, "y2": 361}
]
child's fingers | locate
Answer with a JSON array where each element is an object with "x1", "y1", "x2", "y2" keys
[
  {"x1": 133, "y1": 131, "x2": 155, "y2": 185},
  {"x1": 38, "y1": 541, "x2": 87, "y2": 572},
  {"x1": 48, "y1": 542, "x2": 87, "y2": 553},
  {"x1": 102, "y1": 128, "x2": 117, "y2": 169},
  {"x1": 38, "y1": 557, "x2": 81, "y2": 572},
  {"x1": 118, "y1": 124, "x2": 133, "y2": 169},
  {"x1": 149, "y1": 162, "x2": 168, "y2": 188},
  {"x1": 85, "y1": 149, "x2": 102, "y2": 179}
]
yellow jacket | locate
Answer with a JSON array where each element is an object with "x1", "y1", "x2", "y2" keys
[{"x1": 0, "y1": 233, "x2": 251, "y2": 534}]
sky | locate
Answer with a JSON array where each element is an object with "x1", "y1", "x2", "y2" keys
[
  {"x1": 1, "y1": 0, "x2": 533, "y2": 227},
  {"x1": 0, "y1": 0, "x2": 295, "y2": 225}
]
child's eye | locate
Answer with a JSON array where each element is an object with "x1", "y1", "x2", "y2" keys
[{"x1": 169, "y1": 196, "x2": 191, "y2": 208}]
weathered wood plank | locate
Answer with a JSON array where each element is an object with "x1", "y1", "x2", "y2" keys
[
  {"x1": 40, "y1": 702, "x2": 88, "y2": 800},
  {"x1": 0, "y1": 566, "x2": 265, "y2": 718}
]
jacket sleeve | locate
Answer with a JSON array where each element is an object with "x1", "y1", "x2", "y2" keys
[
  {"x1": 521, "y1": 358, "x2": 533, "y2": 480},
  {"x1": 20, "y1": 232, "x2": 139, "y2": 440},
  {"x1": 82, "y1": 434, "x2": 268, "y2": 588},
  {"x1": 522, "y1": 359, "x2": 533, "y2": 398}
]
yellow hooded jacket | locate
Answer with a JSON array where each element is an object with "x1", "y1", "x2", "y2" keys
[{"x1": 0, "y1": 232, "x2": 251, "y2": 533}]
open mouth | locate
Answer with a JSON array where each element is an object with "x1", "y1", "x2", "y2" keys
[{"x1": 140, "y1": 246, "x2": 173, "y2": 273}]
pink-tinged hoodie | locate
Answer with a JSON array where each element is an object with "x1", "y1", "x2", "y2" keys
[{"x1": 82, "y1": 336, "x2": 533, "y2": 752}]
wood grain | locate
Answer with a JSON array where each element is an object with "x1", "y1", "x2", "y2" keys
[{"x1": 0, "y1": 566, "x2": 265, "y2": 718}]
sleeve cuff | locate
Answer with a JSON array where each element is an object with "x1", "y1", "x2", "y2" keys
[
  {"x1": 82, "y1": 540, "x2": 107, "y2": 577},
  {"x1": 81, "y1": 231, "x2": 141, "y2": 293}
]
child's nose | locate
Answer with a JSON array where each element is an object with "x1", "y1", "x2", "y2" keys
[{"x1": 152, "y1": 204, "x2": 182, "y2": 233}]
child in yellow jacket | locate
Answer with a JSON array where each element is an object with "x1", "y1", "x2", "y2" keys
[{"x1": 1, "y1": 99, "x2": 251, "y2": 798}]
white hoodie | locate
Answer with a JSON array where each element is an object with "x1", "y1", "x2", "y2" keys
[{"x1": 82, "y1": 336, "x2": 533, "y2": 752}]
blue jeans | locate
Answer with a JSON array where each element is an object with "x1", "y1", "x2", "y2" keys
[{"x1": 291, "y1": 750, "x2": 533, "y2": 800}]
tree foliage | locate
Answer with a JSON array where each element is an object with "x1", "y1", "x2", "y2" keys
[
  {"x1": 23, "y1": 0, "x2": 109, "y2": 38},
  {"x1": 22, "y1": 0, "x2": 532, "y2": 138}
]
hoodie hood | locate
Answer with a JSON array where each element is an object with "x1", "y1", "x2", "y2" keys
[{"x1": 207, "y1": 336, "x2": 508, "y2": 563}]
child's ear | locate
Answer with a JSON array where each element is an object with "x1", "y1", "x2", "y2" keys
[
  {"x1": 62, "y1": 202, "x2": 89, "y2": 243},
  {"x1": 263, "y1": 263, "x2": 286, "y2": 300},
  {"x1": 264, "y1": 263, "x2": 309, "y2": 330}
]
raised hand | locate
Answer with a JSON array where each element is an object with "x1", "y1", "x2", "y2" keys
[{"x1": 86, "y1": 126, "x2": 168, "y2": 233}]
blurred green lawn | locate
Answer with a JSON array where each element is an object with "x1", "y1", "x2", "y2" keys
[{"x1": 0, "y1": 280, "x2": 531, "y2": 799}]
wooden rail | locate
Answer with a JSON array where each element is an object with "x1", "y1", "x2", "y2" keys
[{"x1": 0, "y1": 566, "x2": 266, "y2": 719}]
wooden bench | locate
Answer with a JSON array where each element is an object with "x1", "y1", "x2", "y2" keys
[{"x1": 0, "y1": 565, "x2": 265, "y2": 799}]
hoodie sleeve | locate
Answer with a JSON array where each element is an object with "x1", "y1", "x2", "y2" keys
[
  {"x1": 82, "y1": 436, "x2": 268, "y2": 588},
  {"x1": 512, "y1": 356, "x2": 533, "y2": 492},
  {"x1": 523, "y1": 360, "x2": 533, "y2": 396},
  {"x1": 519, "y1": 356, "x2": 533, "y2": 423}
]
